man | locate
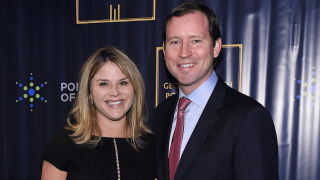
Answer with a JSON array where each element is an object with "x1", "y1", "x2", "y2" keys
[{"x1": 152, "y1": 2, "x2": 278, "y2": 180}]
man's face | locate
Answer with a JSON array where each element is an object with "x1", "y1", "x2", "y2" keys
[{"x1": 163, "y1": 11, "x2": 221, "y2": 95}]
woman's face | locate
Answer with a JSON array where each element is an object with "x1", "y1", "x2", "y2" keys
[{"x1": 90, "y1": 62, "x2": 134, "y2": 122}]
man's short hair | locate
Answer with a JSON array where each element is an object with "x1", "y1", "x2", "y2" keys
[{"x1": 163, "y1": 1, "x2": 221, "y2": 47}]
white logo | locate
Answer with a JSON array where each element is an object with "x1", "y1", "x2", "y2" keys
[{"x1": 61, "y1": 82, "x2": 78, "y2": 102}]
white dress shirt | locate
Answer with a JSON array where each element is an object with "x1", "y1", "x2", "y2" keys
[{"x1": 168, "y1": 71, "x2": 218, "y2": 157}]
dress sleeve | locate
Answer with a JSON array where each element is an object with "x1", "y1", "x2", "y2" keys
[{"x1": 41, "y1": 128, "x2": 75, "y2": 172}]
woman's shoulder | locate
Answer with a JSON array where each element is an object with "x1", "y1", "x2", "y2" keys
[
  {"x1": 139, "y1": 132, "x2": 155, "y2": 141},
  {"x1": 51, "y1": 127, "x2": 73, "y2": 139},
  {"x1": 45, "y1": 127, "x2": 76, "y2": 149},
  {"x1": 138, "y1": 133, "x2": 156, "y2": 150},
  {"x1": 41, "y1": 128, "x2": 77, "y2": 172}
]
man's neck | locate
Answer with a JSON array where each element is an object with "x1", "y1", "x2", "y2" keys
[{"x1": 180, "y1": 69, "x2": 213, "y2": 95}]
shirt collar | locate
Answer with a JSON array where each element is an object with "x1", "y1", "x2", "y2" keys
[{"x1": 179, "y1": 71, "x2": 218, "y2": 109}]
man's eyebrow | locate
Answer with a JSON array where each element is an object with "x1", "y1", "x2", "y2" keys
[
  {"x1": 190, "y1": 35, "x2": 204, "y2": 39},
  {"x1": 166, "y1": 36, "x2": 180, "y2": 41},
  {"x1": 167, "y1": 35, "x2": 204, "y2": 41}
]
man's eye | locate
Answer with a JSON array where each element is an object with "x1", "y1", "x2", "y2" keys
[
  {"x1": 100, "y1": 82, "x2": 107, "y2": 86},
  {"x1": 170, "y1": 41, "x2": 180, "y2": 45},
  {"x1": 192, "y1": 40, "x2": 201, "y2": 43},
  {"x1": 120, "y1": 81, "x2": 128, "y2": 85}
]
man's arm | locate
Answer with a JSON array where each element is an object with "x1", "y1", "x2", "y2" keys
[{"x1": 234, "y1": 106, "x2": 278, "y2": 180}]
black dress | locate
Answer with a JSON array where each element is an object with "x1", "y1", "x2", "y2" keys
[{"x1": 41, "y1": 128, "x2": 156, "y2": 180}]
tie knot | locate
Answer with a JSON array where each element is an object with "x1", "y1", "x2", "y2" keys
[{"x1": 178, "y1": 97, "x2": 191, "y2": 111}]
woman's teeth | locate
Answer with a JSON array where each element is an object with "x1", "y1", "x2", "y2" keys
[{"x1": 107, "y1": 101, "x2": 122, "y2": 105}]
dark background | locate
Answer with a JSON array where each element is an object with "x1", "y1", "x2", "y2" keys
[{"x1": 1, "y1": 0, "x2": 319, "y2": 179}]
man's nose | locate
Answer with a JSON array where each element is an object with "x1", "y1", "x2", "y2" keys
[{"x1": 179, "y1": 43, "x2": 192, "y2": 58}]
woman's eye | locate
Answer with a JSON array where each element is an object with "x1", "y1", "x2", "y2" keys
[
  {"x1": 120, "y1": 81, "x2": 128, "y2": 85},
  {"x1": 100, "y1": 82, "x2": 107, "y2": 86}
]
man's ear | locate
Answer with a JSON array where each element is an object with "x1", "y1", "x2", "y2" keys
[
  {"x1": 213, "y1": 38, "x2": 222, "y2": 58},
  {"x1": 162, "y1": 42, "x2": 166, "y2": 56}
]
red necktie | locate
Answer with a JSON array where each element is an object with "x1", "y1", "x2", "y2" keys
[{"x1": 169, "y1": 97, "x2": 191, "y2": 180}]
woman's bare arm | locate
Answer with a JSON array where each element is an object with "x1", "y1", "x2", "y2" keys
[{"x1": 41, "y1": 160, "x2": 67, "y2": 180}]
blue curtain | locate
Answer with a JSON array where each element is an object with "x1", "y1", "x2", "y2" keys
[{"x1": 1, "y1": 0, "x2": 319, "y2": 179}]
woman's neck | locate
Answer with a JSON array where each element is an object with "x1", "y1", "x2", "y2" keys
[{"x1": 96, "y1": 114, "x2": 129, "y2": 138}]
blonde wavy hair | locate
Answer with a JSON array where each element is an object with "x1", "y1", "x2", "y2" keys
[{"x1": 66, "y1": 46, "x2": 151, "y2": 149}]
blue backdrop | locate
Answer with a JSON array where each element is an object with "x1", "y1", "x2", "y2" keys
[{"x1": 1, "y1": 0, "x2": 319, "y2": 179}]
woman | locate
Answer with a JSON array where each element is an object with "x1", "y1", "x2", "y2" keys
[{"x1": 41, "y1": 47, "x2": 156, "y2": 180}]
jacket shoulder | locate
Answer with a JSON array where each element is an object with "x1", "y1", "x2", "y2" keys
[
  {"x1": 155, "y1": 94, "x2": 178, "y2": 112},
  {"x1": 224, "y1": 86, "x2": 263, "y2": 109}
]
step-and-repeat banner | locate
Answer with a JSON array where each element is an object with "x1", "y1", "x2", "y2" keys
[{"x1": 1, "y1": 0, "x2": 319, "y2": 179}]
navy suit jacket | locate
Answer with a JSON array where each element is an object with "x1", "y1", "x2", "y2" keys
[{"x1": 152, "y1": 77, "x2": 278, "y2": 180}]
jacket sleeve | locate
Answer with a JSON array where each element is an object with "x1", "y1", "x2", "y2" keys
[{"x1": 234, "y1": 106, "x2": 278, "y2": 180}]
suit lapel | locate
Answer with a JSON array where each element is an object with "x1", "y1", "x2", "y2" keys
[
  {"x1": 160, "y1": 95, "x2": 179, "y2": 180},
  {"x1": 173, "y1": 78, "x2": 227, "y2": 180}
]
